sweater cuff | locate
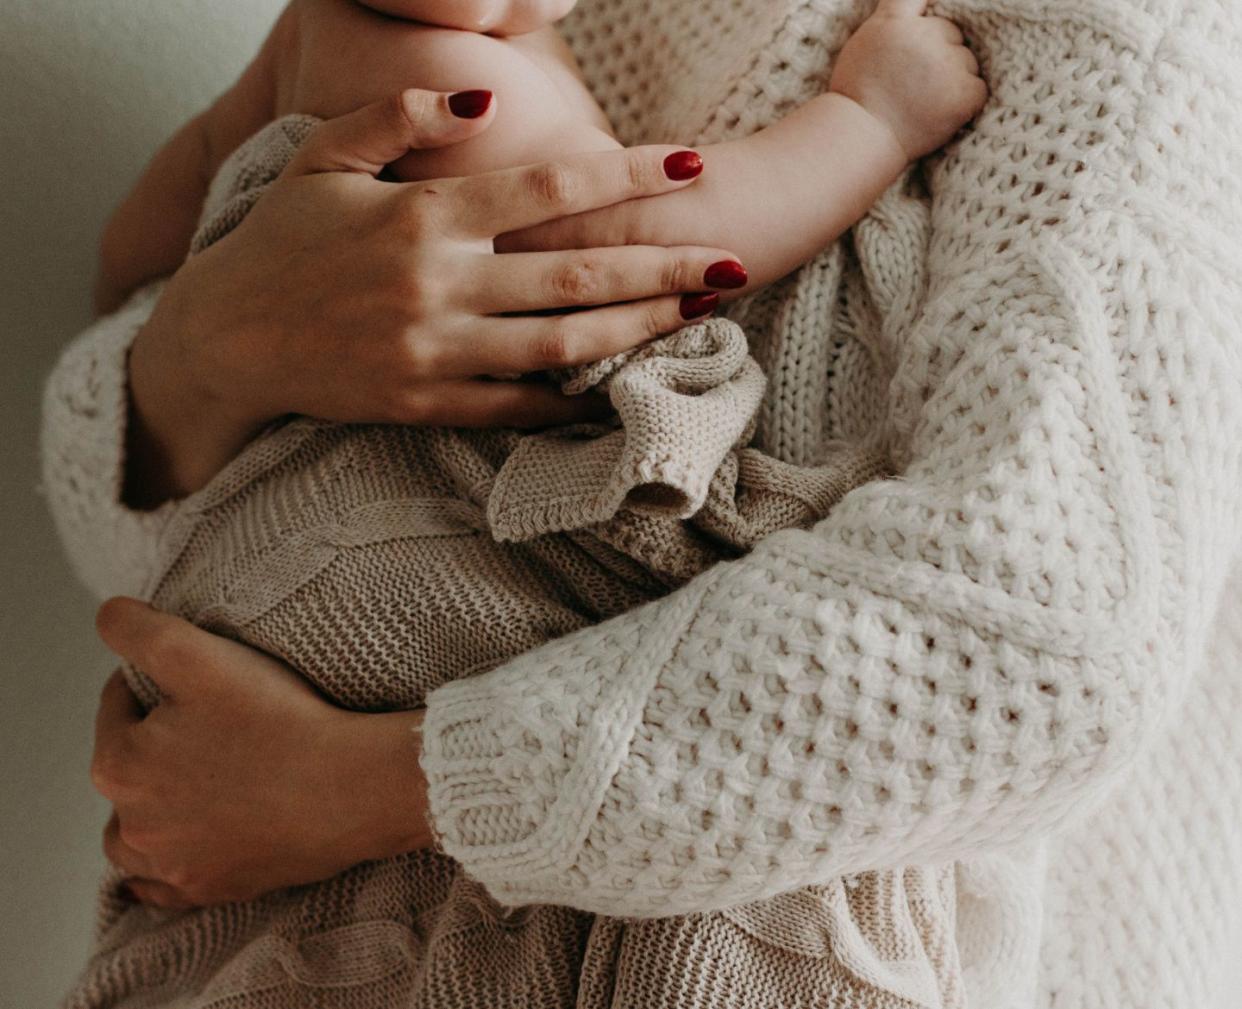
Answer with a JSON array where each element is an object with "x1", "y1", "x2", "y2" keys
[
  {"x1": 419, "y1": 575, "x2": 714, "y2": 906},
  {"x1": 41, "y1": 283, "x2": 179, "y2": 599}
]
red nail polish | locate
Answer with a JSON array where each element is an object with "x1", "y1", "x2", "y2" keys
[
  {"x1": 704, "y1": 260, "x2": 748, "y2": 290},
  {"x1": 448, "y1": 90, "x2": 493, "y2": 119},
  {"x1": 664, "y1": 150, "x2": 704, "y2": 181},
  {"x1": 680, "y1": 292, "x2": 720, "y2": 320}
]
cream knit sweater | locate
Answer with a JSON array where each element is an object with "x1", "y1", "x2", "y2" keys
[{"x1": 42, "y1": 0, "x2": 1242, "y2": 1006}]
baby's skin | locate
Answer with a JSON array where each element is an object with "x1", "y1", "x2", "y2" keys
[{"x1": 97, "y1": 0, "x2": 986, "y2": 316}]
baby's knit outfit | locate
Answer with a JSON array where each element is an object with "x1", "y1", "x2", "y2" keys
[
  {"x1": 43, "y1": 0, "x2": 1242, "y2": 1007},
  {"x1": 65, "y1": 105, "x2": 948, "y2": 1008}
]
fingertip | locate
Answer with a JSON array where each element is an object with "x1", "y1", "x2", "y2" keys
[
  {"x1": 663, "y1": 150, "x2": 704, "y2": 182},
  {"x1": 447, "y1": 89, "x2": 495, "y2": 121}
]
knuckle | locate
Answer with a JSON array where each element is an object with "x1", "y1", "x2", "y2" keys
[
  {"x1": 90, "y1": 740, "x2": 132, "y2": 796},
  {"x1": 659, "y1": 254, "x2": 688, "y2": 294},
  {"x1": 550, "y1": 261, "x2": 602, "y2": 304},
  {"x1": 527, "y1": 163, "x2": 578, "y2": 209},
  {"x1": 383, "y1": 92, "x2": 414, "y2": 134},
  {"x1": 394, "y1": 89, "x2": 430, "y2": 130},
  {"x1": 625, "y1": 152, "x2": 653, "y2": 196},
  {"x1": 397, "y1": 328, "x2": 441, "y2": 382},
  {"x1": 642, "y1": 301, "x2": 669, "y2": 337},
  {"x1": 393, "y1": 267, "x2": 438, "y2": 321},
  {"x1": 535, "y1": 318, "x2": 579, "y2": 369}
]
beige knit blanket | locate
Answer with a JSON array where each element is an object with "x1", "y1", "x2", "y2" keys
[{"x1": 63, "y1": 113, "x2": 969, "y2": 1007}]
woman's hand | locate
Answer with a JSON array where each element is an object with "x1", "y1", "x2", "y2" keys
[
  {"x1": 128, "y1": 88, "x2": 741, "y2": 505},
  {"x1": 90, "y1": 598, "x2": 431, "y2": 909}
]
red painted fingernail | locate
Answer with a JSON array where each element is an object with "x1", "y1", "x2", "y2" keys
[
  {"x1": 704, "y1": 260, "x2": 748, "y2": 290},
  {"x1": 664, "y1": 150, "x2": 704, "y2": 181},
  {"x1": 448, "y1": 90, "x2": 493, "y2": 119},
  {"x1": 680, "y1": 292, "x2": 720, "y2": 320}
]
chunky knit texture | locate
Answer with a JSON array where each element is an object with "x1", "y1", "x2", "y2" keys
[{"x1": 41, "y1": 0, "x2": 1242, "y2": 1006}]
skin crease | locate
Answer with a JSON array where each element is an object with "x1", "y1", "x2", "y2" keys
[{"x1": 91, "y1": 0, "x2": 986, "y2": 907}]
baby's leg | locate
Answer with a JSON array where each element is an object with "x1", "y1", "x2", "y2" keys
[{"x1": 285, "y1": 0, "x2": 619, "y2": 181}]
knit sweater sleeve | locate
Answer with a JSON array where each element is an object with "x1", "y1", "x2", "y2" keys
[
  {"x1": 420, "y1": 6, "x2": 1242, "y2": 916},
  {"x1": 40, "y1": 285, "x2": 178, "y2": 600}
]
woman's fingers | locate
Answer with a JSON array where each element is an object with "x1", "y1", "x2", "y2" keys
[
  {"x1": 467, "y1": 246, "x2": 747, "y2": 314},
  {"x1": 284, "y1": 88, "x2": 497, "y2": 178},
  {"x1": 442, "y1": 293, "x2": 719, "y2": 377},
  {"x1": 95, "y1": 598, "x2": 232, "y2": 703},
  {"x1": 444, "y1": 145, "x2": 706, "y2": 239},
  {"x1": 95, "y1": 669, "x2": 144, "y2": 734},
  {"x1": 91, "y1": 672, "x2": 145, "y2": 801},
  {"x1": 121, "y1": 878, "x2": 195, "y2": 910}
]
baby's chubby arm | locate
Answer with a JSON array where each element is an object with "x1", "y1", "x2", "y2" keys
[
  {"x1": 360, "y1": 0, "x2": 576, "y2": 36},
  {"x1": 501, "y1": 0, "x2": 988, "y2": 292}
]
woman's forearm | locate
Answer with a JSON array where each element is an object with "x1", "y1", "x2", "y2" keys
[{"x1": 123, "y1": 288, "x2": 264, "y2": 509}]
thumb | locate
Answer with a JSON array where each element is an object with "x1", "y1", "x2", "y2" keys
[
  {"x1": 95, "y1": 598, "x2": 230, "y2": 700},
  {"x1": 283, "y1": 88, "x2": 496, "y2": 178}
]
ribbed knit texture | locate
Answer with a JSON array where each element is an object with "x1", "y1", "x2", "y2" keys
[{"x1": 40, "y1": 1, "x2": 1242, "y2": 1007}]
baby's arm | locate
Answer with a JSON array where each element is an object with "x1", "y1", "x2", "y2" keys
[
  {"x1": 359, "y1": 0, "x2": 576, "y2": 36},
  {"x1": 501, "y1": 1, "x2": 987, "y2": 292}
]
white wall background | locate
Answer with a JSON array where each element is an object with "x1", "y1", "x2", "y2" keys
[{"x1": 0, "y1": 3, "x2": 282, "y2": 1004}]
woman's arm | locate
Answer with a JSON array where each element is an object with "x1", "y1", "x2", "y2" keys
[{"x1": 411, "y1": 2, "x2": 1242, "y2": 915}]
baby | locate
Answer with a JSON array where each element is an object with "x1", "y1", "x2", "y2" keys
[
  {"x1": 72, "y1": 2, "x2": 989, "y2": 1006},
  {"x1": 96, "y1": 0, "x2": 986, "y2": 314}
]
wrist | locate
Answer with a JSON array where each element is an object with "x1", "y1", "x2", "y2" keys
[
  {"x1": 823, "y1": 89, "x2": 913, "y2": 168},
  {"x1": 125, "y1": 283, "x2": 266, "y2": 507},
  {"x1": 334, "y1": 708, "x2": 436, "y2": 864}
]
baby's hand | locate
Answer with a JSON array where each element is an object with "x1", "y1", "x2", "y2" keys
[
  {"x1": 829, "y1": 0, "x2": 987, "y2": 161},
  {"x1": 360, "y1": 0, "x2": 577, "y2": 35}
]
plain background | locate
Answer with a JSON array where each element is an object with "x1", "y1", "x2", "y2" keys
[{"x1": 1, "y1": 2, "x2": 282, "y2": 1004}]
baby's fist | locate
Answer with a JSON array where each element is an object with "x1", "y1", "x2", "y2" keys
[{"x1": 830, "y1": 0, "x2": 987, "y2": 161}]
